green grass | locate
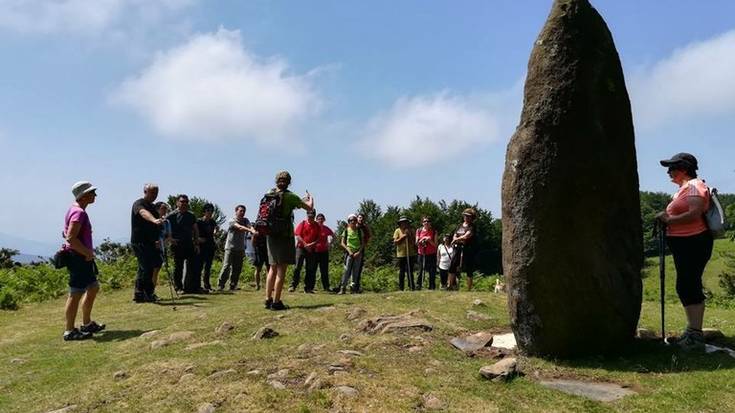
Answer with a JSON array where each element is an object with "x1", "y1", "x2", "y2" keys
[
  {"x1": 642, "y1": 238, "x2": 735, "y2": 304},
  {"x1": 2, "y1": 285, "x2": 735, "y2": 413}
]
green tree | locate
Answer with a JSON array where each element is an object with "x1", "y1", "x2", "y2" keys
[{"x1": 0, "y1": 248, "x2": 19, "y2": 268}]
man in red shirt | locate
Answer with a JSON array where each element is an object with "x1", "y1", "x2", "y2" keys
[
  {"x1": 315, "y1": 213, "x2": 335, "y2": 292},
  {"x1": 289, "y1": 210, "x2": 321, "y2": 293}
]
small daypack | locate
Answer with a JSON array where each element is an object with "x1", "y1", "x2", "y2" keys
[
  {"x1": 254, "y1": 190, "x2": 288, "y2": 236},
  {"x1": 705, "y1": 187, "x2": 726, "y2": 239}
]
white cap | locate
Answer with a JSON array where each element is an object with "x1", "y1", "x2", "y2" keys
[
  {"x1": 71, "y1": 181, "x2": 97, "y2": 200},
  {"x1": 347, "y1": 214, "x2": 358, "y2": 221}
]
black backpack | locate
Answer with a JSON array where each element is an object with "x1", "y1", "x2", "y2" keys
[{"x1": 254, "y1": 190, "x2": 289, "y2": 236}]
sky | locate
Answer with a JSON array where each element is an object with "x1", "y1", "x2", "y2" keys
[{"x1": 1, "y1": 0, "x2": 734, "y2": 254}]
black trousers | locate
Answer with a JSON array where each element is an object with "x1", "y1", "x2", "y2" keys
[
  {"x1": 398, "y1": 256, "x2": 416, "y2": 291},
  {"x1": 132, "y1": 242, "x2": 158, "y2": 297},
  {"x1": 417, "y1": 253, "x2": 437, "y2": 290},
  {"x1": 198, "y1": 245, "x2": 215, "y2": 289},
  {"x1": 172, "y1": 243, "x2": 196, "y2": 292},
  {"x1": 291, "y1": 247, "x2": 318, "y2": 291},
  {"x1": 316, "y1": 251, "x2": 331, "y2": 291},
  {"x1": 667, "y1": 231, "x2": 713, "y2": 306}
]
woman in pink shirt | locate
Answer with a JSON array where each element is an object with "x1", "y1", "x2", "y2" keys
[
  {"x1": 656, "y1": 153, "x2": 713, "y2": 351},
  {"x1": 61, "y1": 181, "x2": 105, "y2": 341}
]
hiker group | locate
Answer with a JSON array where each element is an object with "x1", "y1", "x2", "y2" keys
[
  {"x1": 57, "y1": 170, "x2": 480, "y2": 340},
  {"x1": 58, "y1": 153, "x2": 719, "y2": 349}
]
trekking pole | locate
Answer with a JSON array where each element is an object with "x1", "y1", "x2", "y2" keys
[
  {"x1": 405, "y1": 234, "x2": 415, "y2": 291},
  {"x1": 162, "y1": 251, "x2": 178, "y2": 310},
  {"x1": 654, "y1": 220, "x2": 666, "y2": 342}
]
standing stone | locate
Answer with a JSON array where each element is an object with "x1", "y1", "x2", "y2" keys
[{"x1": 502, "y1": 0, "x2": 642, "y2": 357}]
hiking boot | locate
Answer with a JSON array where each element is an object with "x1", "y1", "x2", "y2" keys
[
  {"x1": 287, "y1": 286, "x2": 296, "y2": 293},
  {"x1": 675, "y1": 329, "x2": 706, "y2": 351},
  {"x1": 216, "y1": 286, "x2": 225, "y2": 292},
  {"x1": 230, "y1": 286, "x2": 241, "y2": 291},
  {"x1": 63, "y1": 328, "x2": 92, "y2": 341},
  {"x1": 80, "y1": 321, "x2": 106, "y2": 334},
  {"x1": 337, "y1": 288, "x2": 347, "y2": 295},
  {"x1": 264, "y1": 298, "x2": 273, "y2": 309},
  {"x1": 271, "y1": 301, "x2": 288, "y2": 311},
  {"x1": 133, "y1": 293, "x2": 148, "y2": 303},
  {"x1": 148, "y1": 294, "x2": 159, "y2": 302},
  {"x1": 304, "y1": 290, "x2": 315, "y2": 294}
]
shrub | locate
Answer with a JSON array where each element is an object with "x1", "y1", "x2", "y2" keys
[{"x1": 719, "y1": 272, "x2": 735, "y2": 297}]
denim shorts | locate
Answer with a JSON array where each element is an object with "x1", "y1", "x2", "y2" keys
[{"x1": 67, "y1": 252, "x2": 99, "y2": 294}]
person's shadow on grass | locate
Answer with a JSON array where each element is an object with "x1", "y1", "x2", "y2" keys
[
  {"x1": 92, "y1": 329, "x2": 145, "y2": 343},
  {"x1": 556, "y1": 338, "x2": 735, "y2": 374}
]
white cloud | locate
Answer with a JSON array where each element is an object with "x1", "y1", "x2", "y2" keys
[
  {"x1": 112, "y1": 28, "x2": 321, "y2": 144},
  {"x1": 629, "y1": 30, "x2": 735, "y2": 131},
  {"x1": 0, "y1": 0, "x2": 193, "y2": 35},
  {"x1": 359, "y1": 88, "x2": 520, "y2": 168}
]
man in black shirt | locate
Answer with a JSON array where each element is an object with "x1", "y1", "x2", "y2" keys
[
  {"x1": 196, "y1": 203, "x2": 218, "y2": 291},
  {"x1": 168, "y1": 194, "x2": 202, "y2": 293},
  {"x1": 131, "y1": 183, "x2": 165, "y2": 303}
]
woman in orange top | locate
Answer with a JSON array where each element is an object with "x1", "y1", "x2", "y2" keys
[{"x1": 656, "y1": 152, "x2": 713, "y2": 350}]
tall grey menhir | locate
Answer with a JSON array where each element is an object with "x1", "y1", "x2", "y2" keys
[{"x1": 502, "y1": 0, "x2": 643, "y2": 357}]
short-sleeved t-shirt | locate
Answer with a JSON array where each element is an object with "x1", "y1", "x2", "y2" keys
[
  {"x1": 294, "y1": 219, "x2": 321, "y2": 248},
  {"x1": 394, "y1": 228, "x2": 417, "y2": 257},
  {"x1": 453, "y1": 223, "x2": 476, "y2": 253},
  {"x1": 342, "y1": 227, "x2": 363, "y2": 252},
  {"x1": 666, "y1": 178, "x2": 710, "y2": 237},
  {"x1": 196, "y1": 218, "x2": 218, "y2": 248},
  {"x1": 63, "y1": 203, "x2": 93, "y2": 251},
  {"x1": 315, "y1": 225, "x2": 334, "y2": 253},
  {"x1": 438, "y1": 244, "x2": 454, "y2": 270},
  {"x1": 131, "y1": 198, "x2": 159, "y2": 244},
  {"x1": 225, "y1": 217, "x2": 251, "y2": 251},
  {"x1": 267, "y1": 189, "x2": 303, "y2": 236},
  {"x1": 416, "y1": 227, "x2": 438, "y2": 255},
  {"x1": 168, "y1": 210, "x2": 196, "y2": 245}
]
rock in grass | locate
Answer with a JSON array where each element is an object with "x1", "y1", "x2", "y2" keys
[
  {"x1": 451, "y1": 332, "x2": 494, "y2": 353},
  {"x1": 473, "y1": 299, "x2": 486, "y2": 307},
  {"x1": 112, "y1": 370, "x2": 127, "y2": 380},
  {"x1": 358, "y1": 314, "x2": 433, "y2": 335},
  {"x1": 334, "y1": 385, "x2": 359, "y2": 397},
  {"x1": 539, "y1": 379, "x2": 637, "y2": 402},
  {"x1": 168, "y1": 331, "x2": 194, "y2": 342},
  {"x1": 207, "y1": 369, "x2": 237, "y2": 380},
  {"x1": 215, "y1": 322, "x2": 235, "y2": 335},
  {"x1": 703, "y1": 328, "x2": 725, "y2": 341},
  {"x1": 422, "y1": 393, "x2": 445, "y2": 410},
  {"x1": 268, "y1": 380, "x2": 286, "y2": 390},
  {"x1": 186, "y1": 341, "x2": 224, "y2": 351},
  {"x1": 479, "y1": 357, "x2": 519, "y2": 382},
  {"x1": 502, "y1": 0, "x2": 642, "y2": 358},
  {"x1": 178, "y1": 373, "x2": 196, "y2": 384},
  {"x1": 346, "y1": 307, "x2": 367, "y2": 321},
  {"x1": 267, "y1": 369, "x2": 289, "y2": 380},
  {"x1": 45, "y1": 406, "x2": 78, "y2": 413},
  {"x1": 198, "y1": 402, "x2": 216, "y2": 413},
  {"x1": 466, "y1": 310, "x2": 491, "y2": 321},
  {"x1": 9, "y1": 358, "x2": 26, "y2": 364},
  {"x1": 304, "y1": 372, "x2": 318, "y2": 387},
  {"x1": 636, "y1": 328, "x2": 658, "y2": 340},
  {"x1": 252, "y1": 327, "x2": 279, "y2": 340},
  {"x1": 150, "y1": 340, "x2": 169, "y2": 350},
  {"x1": 337, "y1": 350, "x2": 364, "y2": 357},
  {"x1": 139, "y1": 330, "x2": 160, "y2": 339}
]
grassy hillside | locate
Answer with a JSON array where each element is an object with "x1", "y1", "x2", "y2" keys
[{"x1": 2, "y1": 287, "x2": 735, "y2": 413}]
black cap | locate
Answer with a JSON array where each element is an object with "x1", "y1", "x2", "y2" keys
[{"x1": 660, "y1": 153, "x2": 698, "y2": 170}]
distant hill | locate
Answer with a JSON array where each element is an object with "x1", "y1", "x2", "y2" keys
[
  {"x1": 13, "y1": 253, "x2": 49, "y2": 265},
  {"x1": 0, "y1": 233, "x2": 57, "y2": 257}
]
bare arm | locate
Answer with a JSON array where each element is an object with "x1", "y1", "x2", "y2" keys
[
  {"x1": 66, "y1": 222, "x2": 94, "y2": 260},
  {"x1": 139, "y1": 208, "x2": 162, "y2": 225}
]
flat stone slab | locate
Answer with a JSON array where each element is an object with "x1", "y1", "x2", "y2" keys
[
  {"x1": 539, "y1": 379, "x2": 636, "y2": 402},
  {"x1": 357, "y1": 314, "x2": 432, "y2": 335},
  {"x1": 450, "y1": 332, "x2": 494, "y2": 353},
  {"x1": 705, "y1": 344, "x2": 735, "y2": 359},
  {"x1": 490, "y1": 333, "x2": 517, "y2": 351}
]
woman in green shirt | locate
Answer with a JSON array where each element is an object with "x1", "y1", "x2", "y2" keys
[
  {"x1": 265, "y1": 171, "x2": 314, "y2": 310},
  {"x1": 338, "y1": 214, "x2": 365, "y2": 294}
]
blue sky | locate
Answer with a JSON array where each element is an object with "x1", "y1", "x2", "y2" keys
[{"x1": 1, "y1": 0, "x2": 734, "y2": 253}]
